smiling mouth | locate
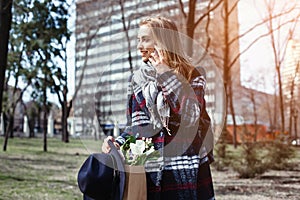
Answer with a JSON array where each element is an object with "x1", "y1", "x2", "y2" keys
[{"x1": 140, "y1": 51, "x2": 149, "y2": 57}]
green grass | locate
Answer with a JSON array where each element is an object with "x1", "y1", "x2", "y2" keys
[
  {"x1": 0, "y1": 137, "x2": 104, "y2": 200},
  {"x1": 1, "y1": 137, "x2": 298, "y2": 200}
]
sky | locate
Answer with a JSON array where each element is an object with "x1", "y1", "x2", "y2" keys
[
  {"x1": 65, "y1": 11, "x2": 76, "y2": 102},
  {"x1": 238, "y1": 0, "x2": 275, "y2": 92},
  {"x1": 238, "y1": 0, "x2": 300, "y2": 93}
]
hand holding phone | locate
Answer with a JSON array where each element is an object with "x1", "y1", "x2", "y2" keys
[{"x1": 149, "y1": 47, "x2": 171, "y2": 74}]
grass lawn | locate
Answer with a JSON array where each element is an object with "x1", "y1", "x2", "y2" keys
[
  {"x1": 1, "y1": 136, "x2": 299, "y2": 200},
  {"x1": 0, "y1": 136, "x2": 103, "y2": 200}
]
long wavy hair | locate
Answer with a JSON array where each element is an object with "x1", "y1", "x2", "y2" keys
[{"x1": 139, "y1": 16, "x2": 195, "y2": 82}]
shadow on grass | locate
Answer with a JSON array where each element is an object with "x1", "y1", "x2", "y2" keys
[
  {"x1": 0, "y1": 173, "x2": 78, "y2": 187},
  {"x1": 0, "y1": 174, "x2": 25, "y2": 181},
  {"x1": 0, "y1": 153, "x2": 84, "y2": 167}
]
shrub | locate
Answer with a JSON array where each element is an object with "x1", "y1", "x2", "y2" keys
[
  {"x1": 212, "y1": 142, "x2": 232, "y2": 171},
  {"x1": 212, "y1": 129, "x2": 233, "y2": 171},
  {"x1": 231, "y1": 142, "x2": 269, "y2": 178},
  {"x1": 264, "y1": 138, "x2": 295, "y2": 170},
  {"x1": 230, "y1": 138, "x2": 296, "y2": 178}
]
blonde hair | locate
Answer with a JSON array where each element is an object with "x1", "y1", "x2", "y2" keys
[{"x1": 139, "y1": 16, "x2": 195, "y2": 81}]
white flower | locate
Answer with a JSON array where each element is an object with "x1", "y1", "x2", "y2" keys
[
  {"x1": 130, "y1": 140, "x2": 146, "y2": 155},
  {"x1": 145, "y1": 146, "x2": 155, "y2": 156}
]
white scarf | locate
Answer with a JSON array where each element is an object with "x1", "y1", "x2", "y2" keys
[{"x1": 132, "y1": 61, "x2": 170, "y2": 133}]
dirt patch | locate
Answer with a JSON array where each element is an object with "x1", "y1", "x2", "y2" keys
[{"x1": 212, "y1": 164, "x2": 300, "y2": 200}]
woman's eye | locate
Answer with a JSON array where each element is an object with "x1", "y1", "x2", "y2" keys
[{"x1": 137, "y1": 37, "x2": 152, "y2": 43}]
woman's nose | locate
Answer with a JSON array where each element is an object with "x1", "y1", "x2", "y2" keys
[{"x1": 137, "y1": 41, "x2": 142, "y2": 49}]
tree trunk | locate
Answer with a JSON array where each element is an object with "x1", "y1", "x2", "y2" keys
[
  {"x1": 43, "y1": 88, "x2": 47, "y2": 152},
  {"x1": 3, "y1": 108, "x2": 16, "y2": 151},
  {"x1": 273, "y1": 87, "x2": 278, "y2": 139},
  {"x1": 3, "y1": 125, "x2": 9, "y2": 151},
  {"x1": 8, "y1": 114, "x2": 14, "y2": 138},
  {"x1": 43, "y1": 110, "x2": 47, "y2": 152},
  {"x1": 276, "y1": 65, "x2": 285, "y2": 134},
  {"x1": 228, "y1": 80, "x2": 237, "y2": 148},
  {"x1": 29, "y1": 118, "x2": 35, "y2": 138},
  {"x1": 62, "y1": 98, "x2": 69, "y2": 143},
  {"x1": 0, "y1": 0, "x2": 13, "y2": 116},
  {"x1": 250, "y1": 92, "x2": 258, "y2": 142},
  {"x1": 288, "y1": 99, "x2": 293, "y2": 137},
  {"x1": 3, "y1": 113, "x2": 9, "y2": 151},
  {"x1": 265, "y1": 93, "x2": 274, "y2": 135},
  {"x1": 38, "y1": 106, "x2": 41, "y2": 133},
  {"x1": 288, "y1": 61, "x2": 299, "y2": 137},
  {"x1": 3, "y1": 112, "x2": 16, "y2": 150},
  {"x1": 294, "y1": 111, "x2": 298, "y2": 139},
  {"x1": 185, "y1": 0, "x2": 196, "y2": 56},
  {"x1": 119, "y1": 0, "x2": 133, "y2": 73},
  {"x1": 222, "y1": 0, "x2": 237, "y2": 148}
]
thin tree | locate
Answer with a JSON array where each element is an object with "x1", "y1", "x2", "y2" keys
[
  {"x1": 206, "y1": 0, "x2": 298, "y2": 147},
  {"x1": 2, "y1": 82, "x2": 30, "y2": 151},
  {"x1": 0, "y1": 0, "x2": 13, "y2": 116},
  {"x1": 119, "y1": 0, "x2": 134, "y2": 73},
  {"x1": 261, "y1": 75, "x2": 276, "y2": 135},
  {"x1": 2, "y1": 4, "x2": 37, "y2": 140},
  {"x1": 178, "y1": 0, "x2": 223, "y2": 56},
  {"x1": 263, "y1": 0, "x2": 300, "y2": 134},
  {"x1": 12, "y1": 0, "x2": 73, "y2": 151},
  {"x1": 21, "y1": 100, "x2": 40, "y2": 138},
  {"x1": 288, "y1": 60, "x2": 300, "y2": 136},
  {"x1": 177, "y1": 0, "x2": 243, "y2": 147},
  {"x1": 240, "y1": 76, "x2": 266, "y2": 142},
  {"x1": 2, "y1": 0, "x2": 34, "y2": 151},
  {"x1": 48, "y1": 0, "x2": 72, "y2": 143}
]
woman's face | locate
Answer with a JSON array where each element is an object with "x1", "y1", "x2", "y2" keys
[{"x1": 137, "y1": 25, "x2": 155, "y2": 62}]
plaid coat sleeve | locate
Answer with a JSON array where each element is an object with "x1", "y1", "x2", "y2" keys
[{"x1": 157, "y1": 70, "x2": 206, "y2": 127}]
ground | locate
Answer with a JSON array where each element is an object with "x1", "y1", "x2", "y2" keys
[
  {"x1": 0, "y1": 137, "x2": 299, "y2": 199},
  {"x1": 212, "y1": 167, "x2": 300, "y2": 200}
]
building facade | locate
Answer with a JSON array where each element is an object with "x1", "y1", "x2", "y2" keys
[{"x1": 282, "y1": 39, "x2": 300, "y2": 137}]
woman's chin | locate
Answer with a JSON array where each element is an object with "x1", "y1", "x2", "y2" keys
[{"x1": 141, "y1": 57, "x2": 149, "y2": 62}]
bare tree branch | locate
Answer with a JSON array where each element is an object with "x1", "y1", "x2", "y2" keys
[
  {"x1": 227, "y1": 0, "x2": 239, "y2": 16},
  {"x1": 178, "y1": 0, "x2": 187, "y2": 18},
  {"x1": 278, "y1": 18, "x2": 299, "y2": 65},
  {"x1": 263, "y1": 0, "x2": 299, "y2": 133},
  {"x1": 210, "y1": 52, "x2": 224, "y2": 62},
  {"x1": 193, "y1": 0, "x2": 213, "y2": 64},
  {"x1": 228, "y1": 5, "x2": 297, "y2": 46},
  {"x1": 195, "y1": 0, "x2": 222, "y2": 27},
  {"x1": 229, "y1": 17, "x2": 298, "y2": 69}
]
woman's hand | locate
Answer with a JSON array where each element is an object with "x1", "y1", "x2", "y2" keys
[
  {"x1": 101, "y1": 136, "x2": 120, "y2": 153},
  {"x1": 149, "y1": 47, "x2": 171, "y2": 74}
]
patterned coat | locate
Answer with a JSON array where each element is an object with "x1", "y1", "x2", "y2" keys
[{"x1": 116, "y1": 61, "x2": 215, "y2": 200}]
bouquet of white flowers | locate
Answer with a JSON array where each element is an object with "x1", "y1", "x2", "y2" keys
[
  {"x1": 121, "y1": 135, "x2": 160, "y2": 200},
  {"x1": 120, "y1": 134, "x2": 160, "y2": 166}
]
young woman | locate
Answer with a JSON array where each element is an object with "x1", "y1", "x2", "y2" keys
[{"x1": 102, "y1": 16, "x2": 215, "y2": 200}]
